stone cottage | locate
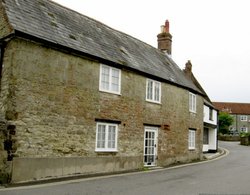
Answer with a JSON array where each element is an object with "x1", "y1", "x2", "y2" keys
[{"x1": 0, "y1": 0, "x2": 208, "y2": 183}]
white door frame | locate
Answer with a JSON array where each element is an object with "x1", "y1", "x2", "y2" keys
[{"x1": 144, "y1": 127, "x2": 158, "y2": 166}]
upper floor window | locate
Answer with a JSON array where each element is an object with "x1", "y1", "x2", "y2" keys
[
  {"x1": 146, "y1": 79, "x2": 161, "y2": 103},
  {"x1": 99, "y1": 64, "x2": 121, "y2": 94},
  {"x1": 240, "y1": 115, "x2": 247, "y2": 121},
  {"x1": 209, "y1": 107, "x2": 213, "y2": 121},
  {"x1": 95, "y1": 122, "x2": 118, "y2": 152},
  {"x1": 189, "y1": 92, "x2": 196, "y2": 113},
  {"x1": 188, "y1": 129, "x2": 196, "y2": 150}
]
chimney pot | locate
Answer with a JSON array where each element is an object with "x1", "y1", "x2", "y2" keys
[
  {"x1": 161, "y1": 25, "x2": 165, "y2": 33},
  {"x1": 165, "y1": 20, "x2": 169, "y2": 33}
]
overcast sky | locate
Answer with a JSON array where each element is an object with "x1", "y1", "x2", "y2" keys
[{"x1": 53, "y1": 0, "x2": 250, "y2": 103}]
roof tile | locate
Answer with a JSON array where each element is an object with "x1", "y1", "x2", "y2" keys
[
  {"x1": 213, "y1": 102, "x2": 250, "y2": 115},
  {"x1": 2, "y1": 0, "x2": 204, "y2": 94}
]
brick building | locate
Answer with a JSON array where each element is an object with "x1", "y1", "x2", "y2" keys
[
  {"x1": 214, "y1": 102, "x2": 250, "y2": 134},
  {"x1": 0, "y1": 0, "x2": 212, "y2": 183}
]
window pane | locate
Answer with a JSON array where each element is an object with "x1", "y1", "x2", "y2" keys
[
  {"x1": 111, "y1": 69, "x2": 119, "y2": 92},
  {"x1": 193, "y1": 95, "x2": 196, "y2": 112},
  {"x1": 189, "y1": 93, "x2": 196, "y2": 112},
  {"x1": 108, "y1": 126, "x2": 116, "y2": 148},
  {"x1": 189, "y1": 93, "x2": 192, "y2": 111},
  {"x1": 154, "y1": 82, "x2": 160, "y2": 101},
  {"x1": 147, "y1": 80, "x2": 153, "y2": 100},
  {"x1": 101, "y1": 66, "x2": 110, "y2": 90},
  {"x1": 97, "y1": 125, "x2": 106, "y2": 148},
  {"x1": 189, "y1": 130, "x2": 195, "y2": 149}
]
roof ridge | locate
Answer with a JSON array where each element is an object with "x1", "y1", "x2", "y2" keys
[{"x1": 213, "y1": 102, "x2": 250, "y2": 105}]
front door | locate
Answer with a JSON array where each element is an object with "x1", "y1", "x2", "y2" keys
[{"x1": 144, "y1": 127, "x2": 158, "y2": 166}]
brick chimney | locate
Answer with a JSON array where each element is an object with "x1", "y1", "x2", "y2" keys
[
  {"x1": 184, "y1": 60, "x2": 192, "y2": 78},
  {"x1": 157, "y1": 20, "x2": 172, "y2": 55}
]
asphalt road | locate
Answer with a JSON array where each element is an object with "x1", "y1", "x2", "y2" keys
[{"x1": 1, "y1": 141, "x2": 250, "y2": 195}]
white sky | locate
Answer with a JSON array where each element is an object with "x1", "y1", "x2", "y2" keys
[{"x1": 53, "y1": 0, "x2": 250, "y2": 103}]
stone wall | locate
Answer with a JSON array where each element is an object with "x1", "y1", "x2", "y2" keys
[
  {"x1": 0, "y1": 38, "x2": 204, "y2": 182},
  {"x1": 11, "y1": 156, "x2": 142, "y2": 183},
  {"x1": 218, "y1": 134, "x2": 240, "y2": 141}
]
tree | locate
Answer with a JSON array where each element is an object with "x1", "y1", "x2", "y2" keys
[{"x1": 218, "y1": 112, "x2": 234, "y2": 134}]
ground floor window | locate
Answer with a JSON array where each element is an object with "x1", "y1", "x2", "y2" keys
[
  {"x1": 203, "y1": 127, "x2": 209, "y2": 145},
  {"x1": 95, "y1": 122, "x2": 118, "y2": 152},
  {"x1": 240, "y1": 127, "x2": 248, "y2": 132},
  {"x1": 188, "y1": 129, "x2": 196, "y2": 150}
]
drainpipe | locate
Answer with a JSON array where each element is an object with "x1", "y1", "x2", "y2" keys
[
  {"x1": 216, "y1": 110, "x2": 219, "y2": 152},
  {"x1": 236, "y1": 114, "x2": 238, "y2": 132}
]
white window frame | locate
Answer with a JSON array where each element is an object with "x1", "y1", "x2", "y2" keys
[
  {"x1": 146, "y1": 79, "x2": 161, "y2": 103},
  {"x1": 95, "y1": 122, "x2": 118, "y2": 152},
  {"x1": 189, "y1": 92, "x2": 196, "y2": 113},
  {"x1": 240, "y1": 127, "x2": 248, "y2": 132},
  {"x1": 188, "y1": 129, "x2": 196, "y2": 150},
  {"x1": 240, "y1": 115, "x2": 247, "y2": 121},
  {"x1": 99, "y1": 64, "x2": 121, "y2": 95}
]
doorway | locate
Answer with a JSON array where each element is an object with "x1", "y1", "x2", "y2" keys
[{"x1": 144, "y1": 127, "x2": 158, "y2": 166}]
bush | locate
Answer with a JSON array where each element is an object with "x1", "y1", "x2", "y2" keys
[
  {"x1": 240, "y1": 131, "x2": 250, "y2": 137},
  {"x1": 218, "y1": 112, "x2": 234, "y2": 135},
  {"x1": 240, "y1": 132, "x2": 250, "y2": 146}
]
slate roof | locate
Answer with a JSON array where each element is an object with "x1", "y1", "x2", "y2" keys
[
  {"x1": 184, "y1": 69, "x2": 214, "y2": 108},
  {"x1": 1, "y1": 0, "x2": 204, "y2": 95},
  {"x1": 213, "y1": 102, "x2": 250, "y2": 115}
]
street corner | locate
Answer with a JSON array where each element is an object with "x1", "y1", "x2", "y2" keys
[{"x1": 203, "y1": 147, "x2": 228, "y2": 161}]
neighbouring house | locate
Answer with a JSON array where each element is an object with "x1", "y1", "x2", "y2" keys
[
  {"x1": 213, "y1": 102, "x2": 250, "y2": 134},
  {"x1": 184, "y1": 61, "x2": 218, "y2": 153},
  {"x1": 203, "y1": 102, "x2": 218, "y2": 152},
  {"x1": 0, "y1": 0, "x2": 214, "y2": 183}
]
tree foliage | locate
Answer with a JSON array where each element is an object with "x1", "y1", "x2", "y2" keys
[{"x1": 218, "y1": 112, "x2": 234, "y2": 134}]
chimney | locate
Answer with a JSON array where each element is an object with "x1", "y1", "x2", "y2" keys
[
  {"x1": 184, "y1": 60, "x2": 192, "y2": 78},
  {"x1": 157, "y1": 20, "x2": 172, "y2": 55}
]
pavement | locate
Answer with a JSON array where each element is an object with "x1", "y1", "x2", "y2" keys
[{"x1": 202, "y1": 147, "x2": 227, "y2": 160}]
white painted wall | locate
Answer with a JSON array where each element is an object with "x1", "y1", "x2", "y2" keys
[
  {"x1": 204, "y1": 105, "x2": 217, "y2": 125},
  {"x1": 203, "y1": 104, "x2": 218, "y2": 152},
  {"x1": 208, "y1": 128, "x2": 217, "y2": 150}
]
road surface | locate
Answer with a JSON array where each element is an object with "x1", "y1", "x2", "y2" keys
[{"x1": 1, "y1": 141, "x2": 249, "y2": 195}]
